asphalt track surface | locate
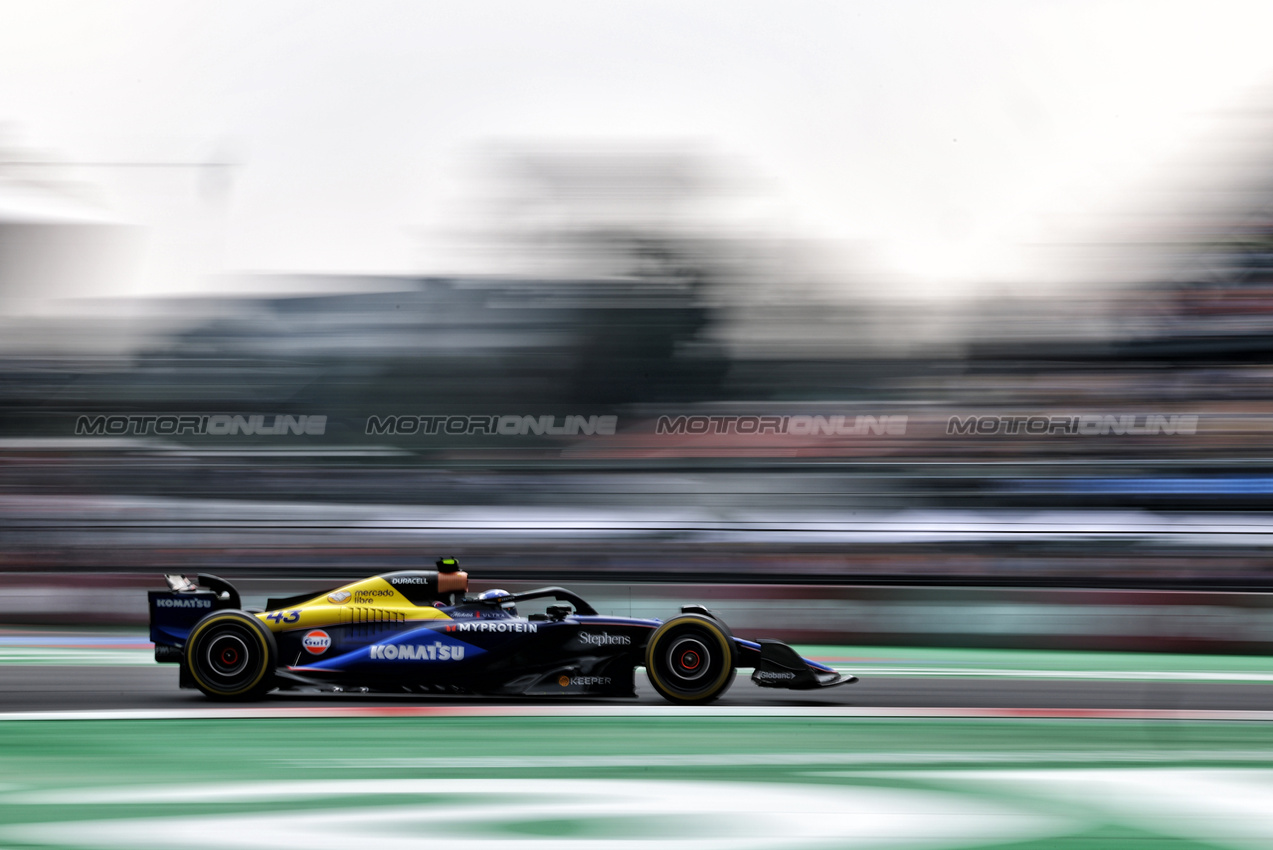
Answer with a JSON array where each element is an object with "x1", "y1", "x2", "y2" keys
[{"x1": 4, "y1": 664, "x2": 1272, "y2": 713}]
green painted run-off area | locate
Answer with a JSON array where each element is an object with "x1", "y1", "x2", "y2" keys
[{"x1": 2, "y1": 715, "x2": 1273, "y2": 848}]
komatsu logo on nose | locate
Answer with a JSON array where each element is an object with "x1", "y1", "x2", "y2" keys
[{"x1": 370, "y1": 642, "x2": 464, "y2": 661}]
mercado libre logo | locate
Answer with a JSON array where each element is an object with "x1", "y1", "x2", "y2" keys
[{"x1": 302, "y1": 631, "x2": 331, "y2": 655}]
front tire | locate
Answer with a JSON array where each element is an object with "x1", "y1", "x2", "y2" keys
[
  {"x1": 644, "y1": 614, "x2": 736, "y2": 704},
  {"x1": 184, "y1": 610, "x2": 276, "y2": 700}
]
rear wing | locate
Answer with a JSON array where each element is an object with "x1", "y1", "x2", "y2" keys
[{"x1": 148, "y1": 574, "x2": 241, "y2": 662}]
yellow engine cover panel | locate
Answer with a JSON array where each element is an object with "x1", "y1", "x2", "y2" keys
[{"x1": 256, "y1": 576, "x2": 451, "y2": 632}]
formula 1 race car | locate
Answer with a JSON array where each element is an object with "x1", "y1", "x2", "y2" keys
[{"x1": 148, "y1": 558, "x2": 855, "y2": 704}]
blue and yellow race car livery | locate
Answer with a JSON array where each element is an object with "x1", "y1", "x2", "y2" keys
[{"x1": 149, "y1": 558, "x2": 854, "y2": 704}]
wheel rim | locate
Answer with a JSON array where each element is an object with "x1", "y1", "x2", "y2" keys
[
  {"x1": 192, "y1": 621, "x2": 265, "y2": 693},
  {"x1": 206, "y1": 634, "x2": 249, "y2": 677},
  {"x1": 666, "y1": 636, "x2": 710, "y2": 682}
]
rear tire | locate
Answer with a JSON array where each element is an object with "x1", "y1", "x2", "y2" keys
[
  {"x1": 184, "y1": 610, "x2": 276, "y2": 700},
  {"x1": 645, "y1": 614, "x2": 736, "y2": 704}
]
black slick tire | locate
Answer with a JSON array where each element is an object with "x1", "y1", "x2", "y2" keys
[
  {"x1": 183, "y1": 610, "x2": 277, "y2": 701},
  {"x1": 644, "y1": 614, "x2": 736, "y2": 705}
]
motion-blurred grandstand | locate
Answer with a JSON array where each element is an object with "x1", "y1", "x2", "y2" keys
[{"x1": 4, "y1": 145, "x2": 1273, "y2": 594}]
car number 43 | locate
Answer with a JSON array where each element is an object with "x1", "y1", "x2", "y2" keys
[{"x1": 265, "y1": 610, "x2": 301, "y2": 624}]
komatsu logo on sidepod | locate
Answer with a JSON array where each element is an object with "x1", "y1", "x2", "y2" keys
[
  {"x1": 302, "y1": 630, "x2": 331, "y2": 655},
  {"x1": 155, "y1": 598, "x2": 211, "y2": 608},
  {"x1": 370, "y1": 642, "x2": 464, "y2": 661}
]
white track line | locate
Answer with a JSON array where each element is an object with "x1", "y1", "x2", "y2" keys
[
  {"x1": 3, "y1": 706, "x2": 1273, "y2": 721},
  {"x1": 837, "y1": 667, "x2": 1273, "y2": 682}
]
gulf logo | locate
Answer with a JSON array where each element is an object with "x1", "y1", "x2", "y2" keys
[
  {"x1": 302, "y1": 630, "x2": 332, "y2": 655},
  {"x1": 327, "y1": 591, "x2": 351, "y2": 604}
]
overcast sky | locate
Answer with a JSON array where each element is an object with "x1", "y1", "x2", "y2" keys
[{"x1": 3, "y1": 0, "x2": 1273, "y2": 301}]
